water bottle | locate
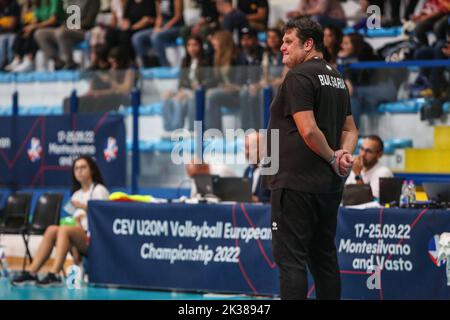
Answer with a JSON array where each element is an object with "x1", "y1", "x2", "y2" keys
[
  {"x1": 408, "y1": 180, "x2": 416, "y2": 205},
  {"x1": 399, "y1": 180, "x2": 409, "y2": 208},
  {"x1": 0, "y1": 245, "x2": 10, "y2": 278}
]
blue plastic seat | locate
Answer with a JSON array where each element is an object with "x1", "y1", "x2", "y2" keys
[{"x1": 140, "y1": 67, "x2": 180, "y2": 79}]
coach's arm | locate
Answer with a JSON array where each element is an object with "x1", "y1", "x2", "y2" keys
[{"x1": 293, "y1": 111, "x2": 356, "y2": 176}]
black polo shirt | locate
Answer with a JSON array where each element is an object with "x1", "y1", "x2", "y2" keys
[{"x1": 267, "y1": 57, "x2": 352, "y2": 194}]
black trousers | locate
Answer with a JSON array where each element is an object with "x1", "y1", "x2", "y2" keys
[
  {"x1": 271, "y1": 188, "x2": 342, "y2": 300},
  {"x1": 13, "y1": 29, "x2": 38, "y2": 58}
]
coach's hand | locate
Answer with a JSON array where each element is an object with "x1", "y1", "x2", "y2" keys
[
  {"x1": 330, "y1": 150, "x2": 353, "y2": 177},
  {"x1": 339, "y1": 152, "x2": 354, "y2": 177}
]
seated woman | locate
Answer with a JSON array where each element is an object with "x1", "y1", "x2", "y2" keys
[
  {"x1": 11, "y1": 155, "x2": 109, "y2": 287},
  {"x1": 63, "y1": 47, "x2": 136, "y2": 113},
  {"x1": 323, "y1": 25, "x2": 343, "y2": 68},
  {"x1": 337, "y1": 33, "x2": 397, "y2": 132},
  {"x1": 162, "y1": 35, "x2": 213, "y2": 131}
]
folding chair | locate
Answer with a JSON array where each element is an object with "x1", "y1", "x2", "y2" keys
[
  {"x1": 21, "y1": 193, "x2": 63, "y2": 270},
  {"x1": 0, "y1": 193, "x2": 32, "y2": 271},
  {"x1": 0, "y1": 193, "x2": 32, "y2": 234}
]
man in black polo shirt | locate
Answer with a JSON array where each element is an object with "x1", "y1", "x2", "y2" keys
[{"x1": 267, "y1": 17, "x2": 358, "y2": 300}]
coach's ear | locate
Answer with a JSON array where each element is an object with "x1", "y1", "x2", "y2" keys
[{"x1": 304, "y1": 38, "x2": 315, "y2": 53}]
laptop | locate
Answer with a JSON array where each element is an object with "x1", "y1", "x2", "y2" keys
[
  {"x1": 212, "y1": 177, "x2": 253, "y2": 203},
  {"x1": 193, "y1": 174, "x2": 218, "y2": 196},
  {"x1": 379, "y1": 177, "x2": 404, "y2": 205},
  {"x1": 423, "y1": 183, "x2": 450, "y2": 202},
  {"x1": 342, "y1": 184, "x2": 374, "y2": 206}
]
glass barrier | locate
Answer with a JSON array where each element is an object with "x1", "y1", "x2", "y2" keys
[
  {"x1": 343, "y1": 64, "x2": 450, "y2": 138},
  {"x1": 0, "y1": 61, "x2": 448, "y2": 190},
  {"x1": 0, "y1": 71, "x2": 80, "y2": 115},
  {"x1": 137, "y1": 65, "x2": 285, "y2": 189}
]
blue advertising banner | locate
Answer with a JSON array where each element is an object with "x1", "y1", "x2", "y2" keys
[
  {"x1": 88, "y1": 201, "x2": 279, "y2": 296},
  {"x1": 0, "y1": 114, "x2": 126, "y2": 188},
  {"x1": 88, "y1": 203, "x2": 450, "y2": 299},
  {"x1": 336, "y1": 208, "x2": 450, "y2": 300}
]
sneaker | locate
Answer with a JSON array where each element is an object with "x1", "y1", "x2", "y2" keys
[
  {"x1": 4, "y1": 57, "x2": 21, "y2": 72},
  {"x1": 36, "y1": 273, "x2": 64, "y2": 288},
  {"x1": 10, "y1": 271, "x2": 38, "y2": 286},
  {"x1": 11, "y1": 58, "x2": 34, "y2": 73}
]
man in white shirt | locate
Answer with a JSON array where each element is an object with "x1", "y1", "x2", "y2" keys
[
  {"x1": 345, "y1": 135, "x2": 393, "y2": 199},
  {"x1": 243, "y1": 132, "x2": 270, "y2": 203}
]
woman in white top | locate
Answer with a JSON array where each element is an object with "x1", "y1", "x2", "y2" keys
[{"x1": 11, "y1": 155, "x2": 109, "y2": 287}]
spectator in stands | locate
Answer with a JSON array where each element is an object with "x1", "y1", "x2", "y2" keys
[
  {"x1": 181, "y1": 0, "x2": 219, "y2": 42},
  {"x1": 6, "y1": 0, "x2": 64, "y2": 72},
  {"x1": 86, "y1": 44, "x2": 110, "y2": 71},
  {"x1": 88, "y1": 0, "x2": 126, "y2": 51},
  {"x1": 132, "y1": 0, "x2": 184, "y2": 67},
  {"x1": 119, "y1": 0, "x2": 156, "y2": 65},
  {"x1": 323, "y1": 24, "x2": 343, "y2": 67},
  {"x1": 411, "y1": 0, "x2": 449, "y2": 47},
  {"x1": 413, "y1": 23, "x2": 450, "y2": 98},
  {"x1": 34, "y1": 0, "x2": 101, "y2": 70},
  {"x1": 345, "y1": 135, "x2": 393, "y2": 199},
  {"x1": 205, "y1": 30, "x2": 241, "y2": 130},
  {"x1": 352, "y1": 0, "x2": 370, "y2": 31},
  {"x1": 260, "y1": 28, "x2": 286, "y2": 90},
  {"x1": 11, "y1": 155, "x2": 109, "y2": 287},
  {"x1": 286, "y1": 0, "x2": 347, "y2": 28},
  {"x1": 237, "y1": 0, "x2": 269, "y2": 31},
  {"x1": 239, "y1": 28, "x2": 286, "y2": 131},
  {"x1": 0, "y1": 0, "x2": 20, "y2": 70},
  {"x1": 162, "y1": 35, "x2": 213, "y2": 131},
  {"x1": 216, "y1": 0, "x2": 248, "y2": 39},
  {"x1": 243, "y1": 132, "x2": 270, "y2": 203},
  {"x1": 237, "y1": 27, "x2": 264, "y2": 130},
  {"x1": 369, "y1": 0, "x2": 402, "y2": 26},
  {"x1": 404, "y1": 0, "x2": 420, "y2": 21},
  {"x1": 64, "y1": 47, "x2": 135, "y2": 112},
  {"x1": 338, "y1": 33, "x2": 397, "y2": 131}
]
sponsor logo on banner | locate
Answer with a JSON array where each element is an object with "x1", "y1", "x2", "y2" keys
[
  {"x1": 428, "y1": 234, "x2": 442, "y2": 266},
  {"x1": 429, "y1": 233, "x2": 450, "y2": 286},
  {"x1": 27, "y1": 137, "x2": 42, "y2": 162},
  {"x1": 104, "y1": 137, "x2": 118, "y2": 162}
]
